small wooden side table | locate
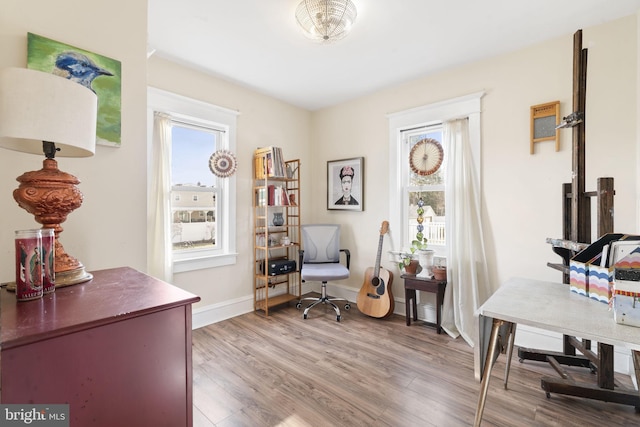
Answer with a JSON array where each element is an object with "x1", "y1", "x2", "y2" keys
[{"x1": 402, "y1": 274, "x2": 447, "y2": 333}]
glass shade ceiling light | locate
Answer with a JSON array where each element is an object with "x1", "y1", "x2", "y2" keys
[{"x1": 295, "y1": 0, "x2": 357, "y2": 42}]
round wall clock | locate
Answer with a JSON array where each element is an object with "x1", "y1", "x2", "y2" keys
[
  {"x1": 209, "y1": 150, "x2": 237, "y2": 178},
  {"x1": 409, "y1": 138, "x2": 444, "y2": 176}
]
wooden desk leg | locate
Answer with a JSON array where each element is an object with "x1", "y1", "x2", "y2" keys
[
  {"x1": 504, "y1": 323, "x2": 517, "y2": 389},
  {"x1": 474, "y1": 317, "x2": 507, "y2": 427},
  {"x1": 597, "y1": 342, "x2": 615, "y2": 389},
  {"x1": 436, "y1": 285, "x2": 444, "y2": 334},
  {"x1": 633, "y1": 350, "x2": 640, "y2": 403},
  {"x1": 405, "y1": 288, "x2": 415, "y2": 326}
]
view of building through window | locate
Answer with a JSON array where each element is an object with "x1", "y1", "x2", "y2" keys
[{"x1": 170, "y1": 124, "x2": 222, "y2": 252}]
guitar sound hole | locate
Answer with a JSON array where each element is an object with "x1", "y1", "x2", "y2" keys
[{"x1": 371, "y1": 277, "x2": 380, "y2": 287}]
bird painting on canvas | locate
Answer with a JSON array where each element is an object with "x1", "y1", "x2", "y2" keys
[
  {"x1": 53, "y1": 51, "x2": 114, "y2": 93},
  {"x1": 27, "y1": 32, "x2": 122, "y2": 146}
]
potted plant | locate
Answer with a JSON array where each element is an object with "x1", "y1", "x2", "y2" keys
[
  {"x1": 433, "y1": 263, "x2": 447, "y2": 281},
  {"x1": 397, "y1": 198, "x2": 431, "y2": 275},
  {"x1": 396, "y1": 234, "x2": 428, "y2": 271},
  {"x1": 398, "y1": 252, "x2": 419, "y2": 275}
]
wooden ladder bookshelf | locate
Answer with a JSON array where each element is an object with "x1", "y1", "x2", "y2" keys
[{"x1": 252, "y1": 149, "x2": 302, "y2": 316}]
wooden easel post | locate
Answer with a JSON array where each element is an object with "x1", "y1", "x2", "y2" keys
[
  {"x1": 571, "y1": 30, "x2": 590, "y2": 244},
  {"x1": 520, "y1": 29, "x2": 629, "y2": 404}
]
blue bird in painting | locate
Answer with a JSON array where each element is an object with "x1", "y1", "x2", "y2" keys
[{"x1": 54, "y1": 51, "x2": 113, "y2": 93}]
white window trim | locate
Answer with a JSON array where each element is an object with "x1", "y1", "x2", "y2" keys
[
  {"x1": 147, "y1": 87, "x2": 239, "y2": 272},
  {"x1": 387, "y1": 91, "x2": 484, "y2": 256}
]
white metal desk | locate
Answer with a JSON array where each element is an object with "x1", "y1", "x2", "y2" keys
[{"x1": 474, "y1": 277, "x2": 640, "y2": 426}]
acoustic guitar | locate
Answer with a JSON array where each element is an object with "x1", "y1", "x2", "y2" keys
[{"x1": 357, "y1": 221, "x2": 394, "y2": 318}]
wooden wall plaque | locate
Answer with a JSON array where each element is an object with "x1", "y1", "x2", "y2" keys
[{"x1": 530, "y1": 101, "x2": 560, "y2": 154}]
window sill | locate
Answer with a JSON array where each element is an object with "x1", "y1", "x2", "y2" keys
[{"x1": 173, "y1": 252, "x2": 238, "y2": 273}]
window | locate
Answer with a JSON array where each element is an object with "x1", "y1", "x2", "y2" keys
[
  {"x1": 401, "y1": 125, "x2": 446, "y2": 251},
  {"x1": 388, "y1": 92, "x2": 483, "y2": 259},
  {"x1": 148, "y1": 88, "x2": 239, "y2": 273},
  {"x1": 170, "y1": 123, "x2": 221, "y2": 255}
]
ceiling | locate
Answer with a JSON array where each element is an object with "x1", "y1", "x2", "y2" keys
[{"x1": 148, "y1": 0, "x2": 640, "y2": 111}]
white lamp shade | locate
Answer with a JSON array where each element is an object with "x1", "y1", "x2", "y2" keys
[{"x1": 0, "y1": 67, "x2": 97, "y2": 157}]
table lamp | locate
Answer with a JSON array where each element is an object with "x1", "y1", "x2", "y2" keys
[{"x1": 0, "y1": 67, "x2": 98, "y2": 286}]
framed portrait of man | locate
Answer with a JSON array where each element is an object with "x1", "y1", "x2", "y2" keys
[{"x1": 327, "y1": 157, "x2": 364, "y2": 211}]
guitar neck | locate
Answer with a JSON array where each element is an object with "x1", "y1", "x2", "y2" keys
[{"x1": 373, "y1": 234, "x2": 384, "y2": 277}]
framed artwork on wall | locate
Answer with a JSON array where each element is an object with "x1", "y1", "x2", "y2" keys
[
  {"x1": 327, "y1": 157, "x2": 364, "y2": 211},
  {"x1": 27, "y1": 32, "x2": 122, "y2": 148}
]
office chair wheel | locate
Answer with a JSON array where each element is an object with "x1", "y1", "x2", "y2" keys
[
  {"x1": 336, "y1": 315, "x2": 341, "y2": 322},
  {"x1": 344, "y1": 303, "x2": 351, "y2": 310},
  {"x1": 303, "y1": 313, "x2": 308, "y2": 319},
  {"x1": 296, "y1": 302, "x2": 302, "y2": 309}
]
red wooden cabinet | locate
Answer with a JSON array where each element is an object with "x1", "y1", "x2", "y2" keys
[{"x1": 1, "y1": 267, "x2": 200, "y2": 427}]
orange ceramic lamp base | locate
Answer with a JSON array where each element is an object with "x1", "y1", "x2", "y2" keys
[{"x1": 13, "y1": 158, "x2": 92, "y2": 286}]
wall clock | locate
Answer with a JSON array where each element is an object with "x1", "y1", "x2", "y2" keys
[
  {"x1": 209, "y1": 150, "x2": 237, "y2": 178},
  {"x1": 409, "y1": 138, "x2": 444, "y2": 176}
]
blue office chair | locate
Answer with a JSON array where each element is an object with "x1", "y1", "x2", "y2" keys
[{"x1": 296, "y1": 224, "x2": 351, "y2": 321}]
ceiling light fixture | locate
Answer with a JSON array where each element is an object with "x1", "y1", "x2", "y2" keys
[{"x1": 295, "y1": 0, "x2": 357, "y2": 42}]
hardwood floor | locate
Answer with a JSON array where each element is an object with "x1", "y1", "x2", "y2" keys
[{"x1": 192, "y1": 302, "x2": 640, "y2": 426}]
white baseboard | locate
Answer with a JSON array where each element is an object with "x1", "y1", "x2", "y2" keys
[
  {"x1": 192, "y1": 281, "x2": 316, "y2": 329},
  {"x1": 192, "y1": 282, "x2": 421, "y2": 328},
  {"x1": 191, "y1": 283, "x2": 635, "y2": 380},
  {"x1": 192, "y1": 295, "x2": 253, "y2": 329}
]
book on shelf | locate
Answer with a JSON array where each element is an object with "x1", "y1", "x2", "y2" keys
[
  {"x1": 281, "y1": 187, "x2": 290, "y2": 205},
  {"x1": 256, "y1": 188, "x2": 267, "y2": 207},
  {"x1": 266, "y1": 185, "x2": 290, "y2": 206},
  {"x1": 254, "y1": 146, "x2": 286, "y2": 178}
]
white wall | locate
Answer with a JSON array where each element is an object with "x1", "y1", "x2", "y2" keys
[
  {"x1": 0, "y1": 1, "x2": 148, "y2": 280},
  {"x1": 309, "y1": 15, "x2": 639, "y2": 302}
]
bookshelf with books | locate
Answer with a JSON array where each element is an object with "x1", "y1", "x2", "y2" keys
[{"x1": 253, "y1": 147, "x2": 301, "y2": 315}]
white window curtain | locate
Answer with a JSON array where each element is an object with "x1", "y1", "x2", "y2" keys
[
  {"x1": 148, "y1": 112, "x2": 173, "y2": 282},
  {"x1": 441, "y1": 118, "x2": 491, "y2": 346}
]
